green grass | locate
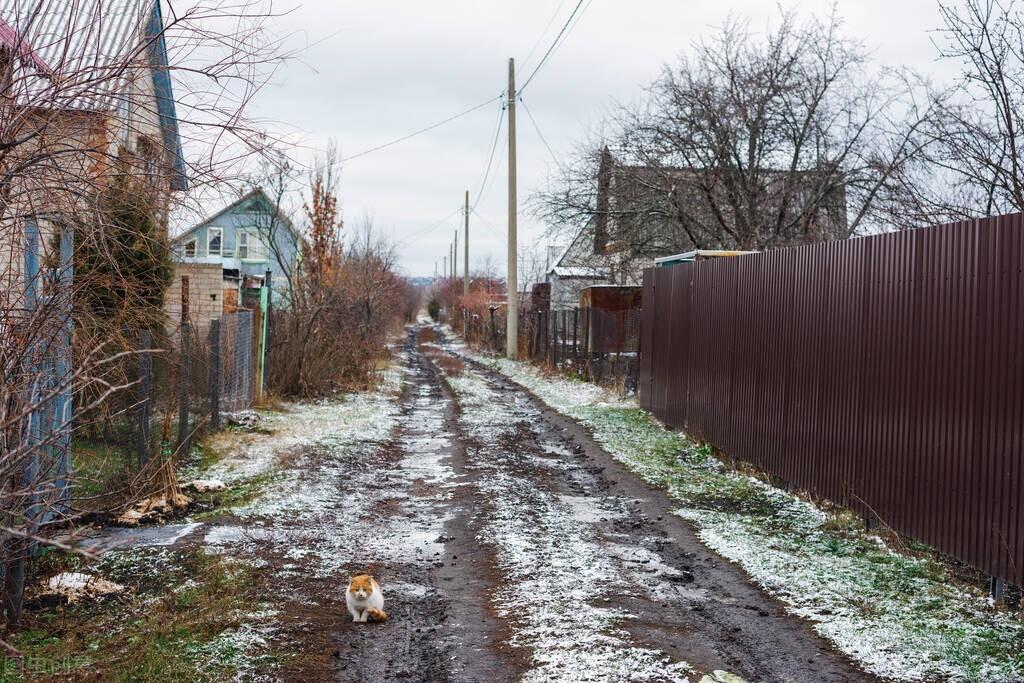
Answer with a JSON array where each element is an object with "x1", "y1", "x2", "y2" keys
[
  {"x1": 3, "y1": 549, "x2": 275, "y2": 682},
  {"x1": 190, "y1": 471, "x2": 279, "y2": 521},
  {"x1": 69, "y1": 438, "x2": 136, "y2": 511}
]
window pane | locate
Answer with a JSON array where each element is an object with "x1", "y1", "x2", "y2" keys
[{"x1": 208, "y1": 229, "x2": 222, "y2": 255}]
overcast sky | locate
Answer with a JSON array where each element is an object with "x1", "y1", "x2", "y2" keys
[{"x1": 243, "y1": 0, "x2": 958, "y2": 278}]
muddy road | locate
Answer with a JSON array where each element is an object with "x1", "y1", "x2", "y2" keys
[{"x1": 164, "y1": 325, "x2": 874, "y2": 682}]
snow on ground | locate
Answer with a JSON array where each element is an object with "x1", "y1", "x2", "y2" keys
[
  {"x1": 197, "y1": 390, "x2": 399, "y2": 486},
  {"x1": 201, "y1": 352, "x2": 455, "y2": 581},
  {"x1": 458, "y1": 346, "x2": 1024, "y2": 683},
  {"x1": 447, "y1": 369, "x2": 693, "y2": 682}
]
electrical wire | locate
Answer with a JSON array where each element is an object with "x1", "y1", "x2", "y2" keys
[
  {"x1": 398, "y1": 206, "x2": 464, "y2": 246},
  {"x1": 518, "y1": 0, "x2": 588, "y2": 94},
  {"x1": 476, "y1": 122, "x2": 508, "y2": 209},
  {"x1": 471, "y1": 101, "x2": 506, "y2": 212},
  {"x1": 520, "y1": 0, "x2": 569, "y2": 76},
  {"x1": 335, "y1": 94, "x2": 503, "y2": 165},
  {"x1": 519, "y1": 97, "x2": 559, "y2": 167},
  {"x1": 471, "y1": 207, "x2": 504, "y2": 239}
]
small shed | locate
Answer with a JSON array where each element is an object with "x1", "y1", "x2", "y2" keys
[{"x1": 579, "y1": 285, "x2": 642, "y2": 354}]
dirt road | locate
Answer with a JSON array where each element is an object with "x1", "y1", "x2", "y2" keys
[{"x1": 177, "y1": 325, "x2": 874, "y2": 682}]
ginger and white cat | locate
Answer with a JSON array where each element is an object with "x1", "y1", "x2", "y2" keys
[{"x1": 346, "y1": 574, "x2": 388, "y2": 623}]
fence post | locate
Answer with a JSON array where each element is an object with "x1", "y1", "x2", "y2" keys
[
  {"x1": 585, "y1": 309, "x2": 593, "y2": 382},
  {"x1": 53, "y1": 225, "x2": 73, "y2": 515},
  {"x1": 489, "y1": 307, "x2": 497, "y2": 350},
  {"x1": 263, "y1": 270, "x2": 272, "y2": 397},
  {"x1": 572, "y1": 309, "x2": 579, "y2": 366},
  {"x1": 7, "y1": 220, "x2": 42, "y2": 628},
  {"x1": 561, "y1": 310, "x2": 568, "y2": 369},
  {"x1": 209, "y1": 319, "x2": 221, "y2": 431},
  {"x1": 176, "y1": 277, "x2": 191, "y2": 455},
  {"x1": 136, "y1": 330, "x2": 152, "y2": 465},
  {"x1": 252, "y1": 305, "x2": 264, "y2": 403}
]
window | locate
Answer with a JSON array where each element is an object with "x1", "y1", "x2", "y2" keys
[
  {"x1": 238, "y1": 229, "x2": 267, "y2": 261},
  {"x1": 137, "y1": 135, "x2": 162, "y2": 184},
  {"x1": 207, "y1": 228, "x2": 222, "y2": 257},
  {"x1": 183, "y1": 239, "x2": 197, "y2": 258}
]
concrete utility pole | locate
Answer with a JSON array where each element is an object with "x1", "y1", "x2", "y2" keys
[
  {"x1": 453, "y1": 230, "x2": 458, "y2": 282},
  {"x1": 506, "y1": 57, "x2": 518, "y2": 359},
  {"x1": 442, "y1": 255, "x2": 446, "y2": 282},
  {"x1": 464, "y1": 190, "x2": 470, "y2": 296}
]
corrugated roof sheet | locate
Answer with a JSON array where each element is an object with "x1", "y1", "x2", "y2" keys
[
  {"x1": 0, "y1": 0, "x2": 148, "y2": 111},
  {"x1": 0, "y1": 0, "x2": 187, "y2": 189}
]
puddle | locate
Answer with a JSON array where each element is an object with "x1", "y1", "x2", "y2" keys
[{"x1": 75, "y1": 522, "x2": 204, "y2": 551}]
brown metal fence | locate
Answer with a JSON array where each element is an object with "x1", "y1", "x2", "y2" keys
[{"x1": 640, "y1": 213, "x2": 1024, "y2": 586}]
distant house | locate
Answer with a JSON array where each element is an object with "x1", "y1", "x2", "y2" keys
[
  {"x1": 171, "y1": 188, "x2": 301, "y2": 307},
  {"x1": 545, "y1": 229, "x2": 608, "y2": 311},
  {"x1": 547, "y1": 147, "x2": 847, "y2": 308}
]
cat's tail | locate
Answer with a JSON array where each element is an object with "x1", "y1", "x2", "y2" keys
[{"x1": 366, "y1": 608, "x2": 388, "y2": 623}]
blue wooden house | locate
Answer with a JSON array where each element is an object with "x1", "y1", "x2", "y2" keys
[{"x1": 172, "y1": 188, "x2": 302, "y2": 294}]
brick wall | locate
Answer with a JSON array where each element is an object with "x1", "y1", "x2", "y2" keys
[{"x1": 165, "y1": 263, "x2": 224, "y2": 339}]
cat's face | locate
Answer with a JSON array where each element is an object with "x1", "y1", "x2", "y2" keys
[{"x1": 348, "y1": 574, "x2": 376, "y2": 600}]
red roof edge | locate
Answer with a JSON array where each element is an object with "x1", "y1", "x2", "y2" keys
[{"x1": 0, "y1": 18, "x2": 52, "y2": 76}]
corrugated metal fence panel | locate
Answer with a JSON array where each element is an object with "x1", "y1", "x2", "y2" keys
[{"x1": 639, "y1": 214, "x2": 1024, "y2": 585}]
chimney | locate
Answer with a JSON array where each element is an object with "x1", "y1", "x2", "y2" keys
[{"x1": 594, "y1": 146, "x2": 613, "y2": 254}]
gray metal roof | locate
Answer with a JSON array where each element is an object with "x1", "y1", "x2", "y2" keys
[
  {"x1": 0, "y1": 0, "x2": 187, "y2": 189},
  {"x1": 0, "y1": 0, "x2": 149, "y2": 111}
]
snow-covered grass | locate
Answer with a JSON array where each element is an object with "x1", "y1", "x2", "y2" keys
[
  {"x1": 462, "y1": 347, "x2": 1024, "y2": 683},
  {"x1": 200, "y1": 349, "x2": 457, "y2": 580}
]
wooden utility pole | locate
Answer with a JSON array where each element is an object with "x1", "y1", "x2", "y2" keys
[
  {"x1": 453, "y1": 229, "x2": 458, "y2": 282},
  {"x1": 506, "y1": 57, "x2": 518, "y2": 359},
  {"x1": 464, "y1": 190, "x2": 470, "y2": 296}
]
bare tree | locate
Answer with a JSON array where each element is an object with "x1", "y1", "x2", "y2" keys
[
  {"x1": 883, "y1": 0, "x2": 1024, "y2": 223},
  {"x1": 0, "y1": 0, "x2": 287, "y2": 627},
  {"x1": 265, "y1": 152, "x2": 410, "y2": 397},
  {"x1": 537, "y1": 9, "x2": 935, "y2": 262}
]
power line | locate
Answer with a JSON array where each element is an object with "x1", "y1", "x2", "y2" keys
[
  {"x1": 471, "y1": 207, "x2": 504, "y2": 239},
  {"x1": 476, "y1": 122, "x2": 509, "y2": 210},
  {"x1": 471, "y1": 101, "x2": 506, "y2": 212},
  {"x1": 338, "y1": 94, "x2": 503, "y2": 165},
  {"x1": 399, "y1": 206, "x2": 464, "y2": 245},
  {"x1": 520, "y1": 0, "x2": 569, "y2": 75},
  {"x1": 539, "y1": 0, "x2": 594, "y2": 79},
  {"x1": 519, "y1": 0, "x2": 589, "y2": 94},
  {"x1": 519, "y1": 97, "x2": 559, "y2": 167}
]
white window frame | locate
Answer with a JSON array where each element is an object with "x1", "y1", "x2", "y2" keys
[
  {"x1": 237, "y1": 230, "x2": 250, "y2": 259},
  {"x1": 207, "y1": 227, "x2": 223, "y2": 257},
  {"x1": 183, "y1": 238, "x2": 197, "y2": 258},
  {"x1": 240, "y1": 228, "x2": 268, "y2": 262}
]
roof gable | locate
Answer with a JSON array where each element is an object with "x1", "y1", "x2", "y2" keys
[{"x1": 173, "y1": 188, "x2": 298, "y2": 244}]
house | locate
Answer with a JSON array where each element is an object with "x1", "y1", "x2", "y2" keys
[
  {"x1": 170, "y1": 188, "x2": 301, "y2": 313},
  {"x1": 548, "y1": 147, "x2": 847, "y2": 306},
  {"x1": 545, "y1": 230, "x2": 608, "y2": 311},
  {"x1": 0, "y1": 0, "x2": 187, "y2": 297}
]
